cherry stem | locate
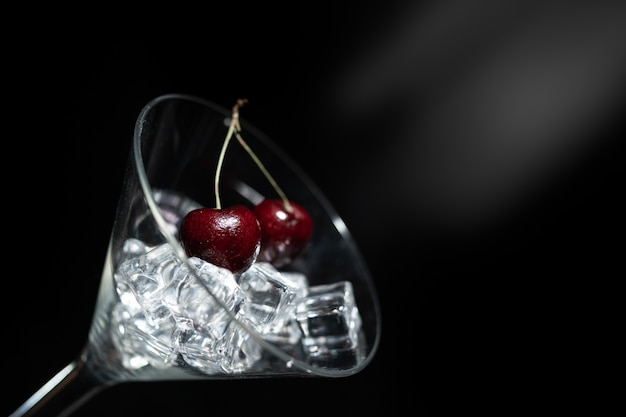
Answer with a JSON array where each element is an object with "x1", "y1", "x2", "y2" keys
[
  {"x1": 214, "y1": 99, "x2": 246, "y2": 209},
  {"x1": 232, "y1": 118, "x2": 292, "y2": 212},
  {"x1": 215, "y1": 98, "x2": 292, "y2": 211}
]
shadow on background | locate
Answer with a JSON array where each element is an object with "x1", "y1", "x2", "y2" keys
[{"x1": 8, "y1": 1, "x2": 624, "y2": 415}]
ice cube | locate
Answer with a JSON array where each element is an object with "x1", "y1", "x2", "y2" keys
[
  {"x1": 179, "y1": 316, "x2": 263, "y2": 374},
  {"x1": 295, "y1": 281, "x2": 363, "y2": 360},
  {"x1": 238, "y1": 262, "x2": 307, "y2": 334},
  {"x1": 162, "y1": 256, "x2": 246, "y2": 340},
  {"x1": 114, "y1": 243, "x2": 182, "y2": 325},
  {"x1": 121, "y1": 238, "x2": 153, "y2": 260},
  {"x1": 111, "y1": 303, "x2": 179, "y2": 370}
]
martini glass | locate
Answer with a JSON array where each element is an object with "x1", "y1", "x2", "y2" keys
[{"x1": 10, "y1": 93, "x2": 381, "y2": 417}]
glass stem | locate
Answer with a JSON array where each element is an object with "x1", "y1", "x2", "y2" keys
[{"x1": 10, "y1": 350, "x2": 112, "y2": 417}]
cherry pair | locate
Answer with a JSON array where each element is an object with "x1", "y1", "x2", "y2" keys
[
  {"x1": 179, "y1": 199, "x2": 312, "y2": 275},
  {"x1": 178, "y1": 99, "x2": 313, "y2": 275}
]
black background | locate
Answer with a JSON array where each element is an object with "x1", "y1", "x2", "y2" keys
[{"x1": 7, "y1": 2, "x2": 625, "y2": 416}]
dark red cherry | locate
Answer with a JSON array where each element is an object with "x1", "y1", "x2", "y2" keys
[
  {"x1": 253, "y1": 199, "x2": 313, "y2": 267},
  {"x1": 179, "y1": 205, "x2": 261, "y2": 275}
]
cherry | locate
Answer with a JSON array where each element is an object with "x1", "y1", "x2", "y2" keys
[
  {"x1": 179, "y1": 205, "x2": 261, "y2": 275},
  {"x1": 254, "y1": 199, "x2": 313, "y2": 267}
]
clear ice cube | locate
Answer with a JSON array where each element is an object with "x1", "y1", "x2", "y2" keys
[
  {"x1": 295, "y1": 281, "x2": 363, "y2": 360},
  {"x1": 121, "y1": 238, "x2": 152, "y2": 260},
  {"x1": 179, "y1": 317, "x2": 263, "y2": 374},
  {"x1": 111, "y1": 303, "x2": 179, "y2": 370},
  {"x1": 114, "y1": 243, "x2": 182, "y2": 325},
  {"x1": 161, "y1": 256, "x2": 246, "y2": 340},
  {"x1": 238, "y1": 262, "x2": 307, "y2": 334}
]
